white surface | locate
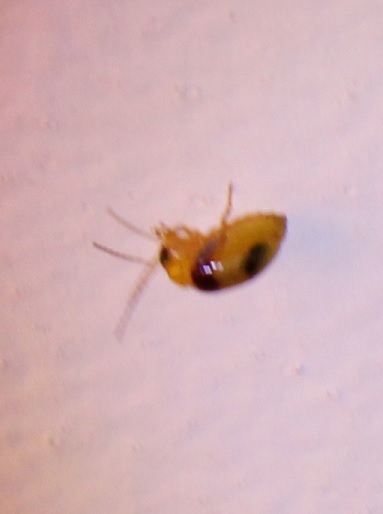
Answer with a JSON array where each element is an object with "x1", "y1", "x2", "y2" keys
[{"x1": 2, "y1": 1, "x2": 383, "y2": 513}]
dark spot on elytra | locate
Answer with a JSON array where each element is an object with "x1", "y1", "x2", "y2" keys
[{"x1": 242, "y1": 244, "x2": 268, "y2": 276}]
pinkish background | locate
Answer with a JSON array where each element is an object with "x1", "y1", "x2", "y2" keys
[{"x1": 2, "y1": 1, "x2": 383, "y2": 513}]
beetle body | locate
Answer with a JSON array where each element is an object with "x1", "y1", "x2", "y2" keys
[
  {"x1": 94, "y1": 184, "x2": 286, "y2": 338},
  {"x1": 157, "y1": 213, "x2": 286, "y2": 291}
]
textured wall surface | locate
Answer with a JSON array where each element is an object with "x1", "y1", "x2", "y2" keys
[{"x1": 2, "y1": 1, "x2": 383, "y2": 513}]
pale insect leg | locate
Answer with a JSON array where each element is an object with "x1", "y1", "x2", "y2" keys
[
  {"x1": 220, "y1": 182, "x2": 233, "y2": 229},
  {"x1": 107, "y1": 207, "x2": 157, "y2": 241},
  {"x1": 216, "y1": 182, "x2": 234, "y2": 246},
  {"x1": 114, "y1": 256, "x2": 158, "y2": 341},
  {"x1": 93, "y1": 241, "x2": 153, "y2": 265}
]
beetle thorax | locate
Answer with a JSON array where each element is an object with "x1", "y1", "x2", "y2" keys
[{"x1": 155, "y1": 225, "x2": 206, "y2": 286}]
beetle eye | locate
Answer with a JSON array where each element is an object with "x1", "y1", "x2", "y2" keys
[{"x1": 159, "y1": 246, "x2": 169, "y2": 265}]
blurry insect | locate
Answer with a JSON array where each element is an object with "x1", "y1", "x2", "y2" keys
[{"x1": 93, "y1": 183, "x2": 286, "y2": 339}]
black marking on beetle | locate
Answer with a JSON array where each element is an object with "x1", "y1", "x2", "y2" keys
[
  {"x1": 191, "y1": 261, "x2": 221, "y2": 291},
  {"x1": 159, "y1": 246, "x2": 169, "y2": 265},
  {"x1": 242, "y1": 244, "x2": 269, "y2": 276}
]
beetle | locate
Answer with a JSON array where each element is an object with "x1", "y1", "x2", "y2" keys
[{"x1": 94, "y1": 183, "x2": 286, "y2": 338}]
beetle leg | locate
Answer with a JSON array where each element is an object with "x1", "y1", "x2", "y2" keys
[
  {"x1": 215, "y1": 182, "x2": 234, "y2": 247},
  {"x1": 114, "y1": 256, "x2": 158, "y2": 340},
  {"x1": 220, "y1": 182, "x2": 233, "y2": 228}
]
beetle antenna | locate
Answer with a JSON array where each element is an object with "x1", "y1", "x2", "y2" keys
[
  {"x1": 93, "y1": 241, "x2": 153, "y2": 265},
  {"x1": 114, "y1": 257, "x2": 158, "y2": 341},
  {"x1": 107, "y1": 207, "x2": 157, "y2": 241}
]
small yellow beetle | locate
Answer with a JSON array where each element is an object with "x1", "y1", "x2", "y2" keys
[{"x1": 94, "y1": 184, "x2": 286, "y2": 338}]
